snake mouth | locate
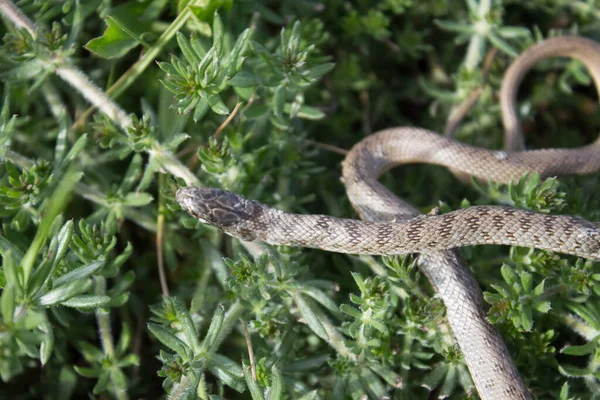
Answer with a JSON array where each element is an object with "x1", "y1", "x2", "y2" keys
[{"x1": 176, "y1": 187, "x2": 210, "y2": 223}]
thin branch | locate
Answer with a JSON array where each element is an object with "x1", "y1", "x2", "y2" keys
[
  {"x1": 444, "y1": 47, "x2": 498, "y2": 137},
  {"x1": 304, "y1": 139, "x2": 349, "y2": 156},
  {"x1": 156, "y1": 174, "x2": 170, "y2": 296},
  {"x1": 242, "y1": 321, "x2": 257, "y2": 381},
  {"x1": 186, "y1": 102, "x2": 243, "y2": 170},
  {"x1": 210, "y1": 102, "x2": 243, "y2": 141}
]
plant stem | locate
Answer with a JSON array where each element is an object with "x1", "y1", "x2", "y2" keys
[
  {"x1": 242, "y1": 321, "x2": 257, "y2": 381},
  {"x1": 55, "y1": 62, "x2": 131, "y2": 130},
  {"x1": 95, "y1": 277, "x2": 115, "y2": 358},
  {"x1": 151, "y1": 146, "x2": 200, "y2": 185},
  {"x1": 156, "y1": 173, "x2": 170, "y2": 296},
  {"x1": 95, "y1": 276, "x2": 128, "y2": 400},
  {"x1": 0, "y1": 0, "x2": 35, "y2": 36},
  {"x1": 40, "y1": 82, "x2": 67, "y2": 121},
  {"x1": 560, "y1": 312, "x2": 600, "y2": 341}
]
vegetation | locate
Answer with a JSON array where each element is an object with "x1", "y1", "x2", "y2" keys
[{"x1": 0, "y1": 0, "x2": 599, "y2": 398}]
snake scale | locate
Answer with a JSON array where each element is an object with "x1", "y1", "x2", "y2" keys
[{"x1": 177, "y1": 37, "x2": 600, "y2": 399}]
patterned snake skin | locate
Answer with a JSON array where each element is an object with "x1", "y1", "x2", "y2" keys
[{"x1": 177, "y1": 37, "x2": 600, "y2": 399}]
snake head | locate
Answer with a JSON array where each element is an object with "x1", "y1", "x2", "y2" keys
[{"x1": 176, "y1": 186, "x2": 262, "y2": 241}]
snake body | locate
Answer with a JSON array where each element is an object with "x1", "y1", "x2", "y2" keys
[{"x1": 177, "y1": 37, "x2": 600, "y2": 399}]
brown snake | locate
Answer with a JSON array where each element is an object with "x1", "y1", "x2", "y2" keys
[{"x1": 177, "y1": 37, "x2": 600, "y2": 399}]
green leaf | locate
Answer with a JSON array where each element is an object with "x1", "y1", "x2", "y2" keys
[
  {"x1": 106, "y1": 15, "x2": 149, "y2": 47},
  {"x1": 500, "y1": 264, "x2": 517, "y2": 286},
  {"x1": 533, "y1": 279, "x2": 545, "y2": 296},
  {"x1": 1, "y1": 284, "x2": 15, "y2": 323},
  {"x1": 122, "y1": 192, "x2": 154, "y2": 206},
  {"x1": 283, "y1": 104, "x2": 325, "y2": 120},
  {"x1": 38, "y1": 279, "x2": 92, "y2": 306},
  {"x1": 293, "y1": 294, "x2": 328, "y2": 341},
  {"x1": 53, "y1": 260, "x2": 105, "y2": 287},
  {"x1": 0, "y1": 234, "x2": 23, "y2": 263},
  {"x1": 65, "y1": 0, "x2": 84, "y2": 48},
  {"x1": 273, "y1": 86, "x2": 285, "y2": 118},
  {"x1": 1, "y1": 60, "x2": 45, "y2": 81},
  {"x1": 496, "y1": 26, "x2": 530, "y2": 39},
  {"x1": 229, "y1": 71, "x2": 261, "y2": 87},
  {"x1": 190, "y1": 0, "x2": 233, "y2": 23},
  {"x1": 269, "y1": 366, "x2": 284, "y2": 400},
  {"x1": 244, "y1": 104, "x2": 269, "y2": 119},
  {"x1": 340, "y1": 304, "x2": 363, "y2": 319},
  {"x1": 137, "y1": 155, "x2": 161, "y2": 192},
  {"x1": 306, "y1": 63, "x2": 335, "y2": 80},
  {"x1": 212, "y1": 12, "x2": 224, "y2": 57},
  {"x1": 296, "y1": 391, "x2": 319, "y2": 400},
  {"x1": 284, "y1": 354, "x2": 330, "y2": 372},
  {"x1": 53, "y1": 117, "x2": 69, "y2": 169},
  {"x1": 520, "y1": 271, "x2": 532, "y2": 292},
  {"x1": 368, "y1": 362, "x2": 402, "y2": 388},
  {"x1": 61, "y1": 295, "x2": 112, "y2": 309},
  {"x1": 60, "y1": 134, "x2": 88, "y2": 170},
  {"x1": 434, "y1": 19, "x2": 474, "y2": 34},
  {"x1": 487, "y1": 30, "x2": 518, "y2": 57},
  {"x1": 74, "y1": 366, "x2": 102, "y2": 378},
  {"x1": 422, "y1": 364, "x2": 448, "y2": 391},
  {"x1": 27, "y1": 259, "x2": 53, "y2": 299},
  {"x1": 93, "y1": 371, "x2": 110, "y2": 395},
  {"x1": 559, "y1": 364, "x2": 594, "y2": 377},
  {"x1": 53, "y1": 220, "x2": 74, "y2": 271},
  {"x1": 243, "y1": 361, "x2": 265, "y2": 400},
  {"x1": 2, "y1": 249, "x2": 21, "y2": 293},
  {"x1": 147, "y1": 323, "x2": 191, "y2": 359},
  {"x1": 521, "y1": 308, "x2": 533, "y2": 332},
  {"x1": 85, "y1": 2, "x2": 152, "y2": 58},
  {"x1": 0, "y1": 98, "x2": 16, "y2": 146},
  {"x1": 193, "y1": 97, "x2": 210, "y2": 122},
  {"x1": 105, "y1": 292, "x2": 129, "y2": 308},
  {"x1": 561, "y1": 336, "x2": 600, "y2": 356},
  {"x1": 109, "y1": 246, "x2": 133, "y2": 277},
  {"x1": 199, "y1": 241, "x2": 228, "y2": 287},
  {"x1": 40, "y1": 319, "x2": 54, "y2": 365},
  {"x1": 201, "y1": 304, "x2": 225, "y2": 352},
  {"x1": 207, "y1": 94, "x2": 230, "y2": 115},
  {"x1": 206, "y1": 354, "x2": 245, "y2": 392},
  {"x1": 559, "y1": 382, "x2": 569, "y2": 400},
  {"x1": 177, "y1": 32, "x2": 200, "y2": 65},
  {"x1": 299, "y1": 286, "x2": 339, "y2": 315},
  {"x1": 169, "y1": 371, "x2": 200, "y2": 400},
  {"x1": 173, "y1": 297, "x2": 201, "y2": 351},
  {"x1": 119, "y1": 154, "x2": 143, "y2": 193}
]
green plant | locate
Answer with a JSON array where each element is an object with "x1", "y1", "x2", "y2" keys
[{"x1": 0, "y1": 0, "x2": 599, "y2": 398}]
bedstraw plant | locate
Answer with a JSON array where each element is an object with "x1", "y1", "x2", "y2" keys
[{"x1": 0, "y1": 0, "x2": 599, "y2": 398}]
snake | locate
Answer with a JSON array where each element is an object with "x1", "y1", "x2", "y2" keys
[{"x1": 177, "y1": 36, "x2": 600, "y2": 399}]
